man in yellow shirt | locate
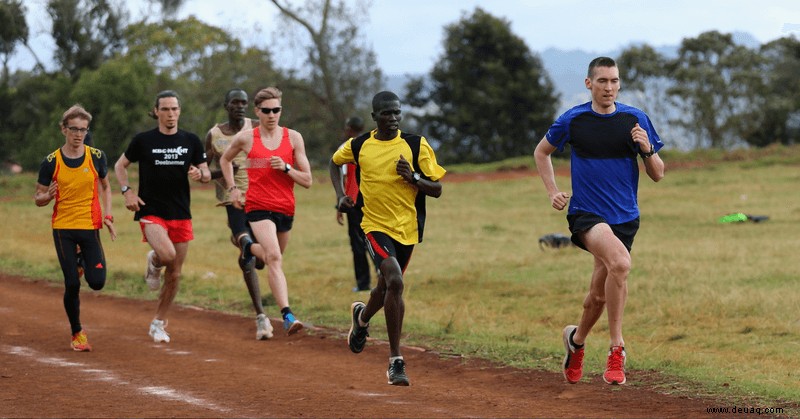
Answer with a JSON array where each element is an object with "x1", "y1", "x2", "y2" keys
[{"x1": 329, "y1": 91, "x2": 446, "y2": 386}]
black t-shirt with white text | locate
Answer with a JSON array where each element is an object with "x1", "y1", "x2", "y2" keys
[{"x1": 123, "y1": 128, "x2": 206, "y2": 220}]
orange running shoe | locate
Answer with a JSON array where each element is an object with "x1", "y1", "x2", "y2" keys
[{"x1": 71, "y1": 330, "x2": 92, "y2": 352}]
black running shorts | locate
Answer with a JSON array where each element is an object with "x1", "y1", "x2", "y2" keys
[{"x1": 567, "y1": 212, "x2": 640, "y2": 252}]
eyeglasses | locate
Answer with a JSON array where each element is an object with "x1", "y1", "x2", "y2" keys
[
  {"x1": 259, "y1": 107, "x2": 282, "y2": 114},
  {"x1": 66, "y1": 127, "x2": 90, "y2": 134}
]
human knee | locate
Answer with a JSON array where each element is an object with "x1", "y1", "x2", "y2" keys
[
  {"x1": 156, "y1": 249, "x2": 177, "y2": 266},
  {"x1": 86, "y1": 276, "x2": 106, "y2": 291},
  {"x1": 382, "y1": 271, "x2": 404, "y2": 293},
  {"x1": 264, "y1": 250, "x2": 282, "y2": 266},
  {"x1": 607, "y1": 256, "x2": 631, "y2": 279}
]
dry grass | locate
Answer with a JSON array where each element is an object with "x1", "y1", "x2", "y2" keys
[{"x1": 2, "y1": 146, "x2": 799, "y2": 406}]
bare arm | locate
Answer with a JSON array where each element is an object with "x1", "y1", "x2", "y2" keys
[
  {"x1": 98, "y1": 176, "x2": 117, "y2": 240},
  {"x1": 274, "y1": 130, "x2": 312, "y2": 189},
  {"x1": 643, "y1": 153, "x2": 665, "y2": 182},
  {"x1": 329, "y1": 158, "x2": 352, "y2": 211},
  {"x1": 220, "y1": 132, "x2": 250, "y2": 209},
  {"x1": 34, "y1": 182, "x2": 57, "y2": 207},
  {"x1": 533, "y1": 137, "x2": 570, "y2": 211},
  {"x1": 115, "y1": 153, "x2": 145, "y2": 212},
  {"x1": 631, "y1": 123, "x2": 665, "y2": 182},
  {"x1": 396, "y1": 154, "x2": 442, "y2": 198}
]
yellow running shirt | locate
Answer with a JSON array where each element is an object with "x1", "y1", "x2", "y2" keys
[
  {"x1": 332, "y1": 130, "x2": 446, "y2": 245},
  {"x1": 49, "y1": 146, "x2": 103, "y2": 230}
]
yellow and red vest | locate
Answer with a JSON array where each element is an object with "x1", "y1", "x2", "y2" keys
[{"x1": 49, "y1": 146, "x2": 103, "y2": 230}]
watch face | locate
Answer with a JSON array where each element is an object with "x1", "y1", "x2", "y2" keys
[{"x1": 413, "y1": 173, "x2": 421, "y2": 181}]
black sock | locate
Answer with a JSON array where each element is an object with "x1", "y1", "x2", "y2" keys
[
  {"x1": 569, "y1": 329, "x2": 584, "y2": 349},
  {"x1": 281, "y1": 307, "x2": 293, "y2": 319}
]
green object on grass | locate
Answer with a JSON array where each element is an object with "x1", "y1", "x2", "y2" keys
[{"x1": 719, "y1": 213, "x2": 748, "y2": 223}]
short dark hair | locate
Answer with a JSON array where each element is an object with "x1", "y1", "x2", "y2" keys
[
  {"x1": 149, "y1": 90, "x2": 180, "y2": 119},
  {"x1": 587, "y1": 56, "x2": 617, "y2": 78},
  {"x1": 224, "y1": 88, "x2": 247, "y2": 104},
  {"x1": 345, "y1": 116, "x2": 364, "y2": 131},
  {"x1": 372, "y1": 91, "x2": 400, "y2": 111}
]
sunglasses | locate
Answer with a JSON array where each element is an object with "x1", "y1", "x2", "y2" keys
[
  {"x1": 66, "y1": 127, "x2": 90, "y2": 134},
  {"x1": 259, "y1": 107, "x2": 282, "y2": 114}
]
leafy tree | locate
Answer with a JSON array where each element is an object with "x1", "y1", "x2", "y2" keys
[
  {"x1": 47, "y1": 0, "x2": 126, "y2": 80},
  {"x1": 744, "y1": 36, "x2": 800, "y2": 146},
  {"x1": 617, "y1": 45, "x2": 677, "y2": 148},
  {"x1": 414, "y1": 8, "x2": 558, "y2": 163},
  {"x1": 6, "y1": 72, "x2": 74, "y2": 169},
  {"x1": 124, "y1": 16, "x2": 242, "y2": 81},
  {"x1": 667, "y1": 31, "x2": 764, "y2": 149},
  {"x1": 71, "y1": 57, "x2": 156, "y2": 160},
  {"x1": 124, "y1": 18, "x2": 284, "y2": 140},
  {"x1": 269, "y1": 0, "x2": 383, "y2": 160},
  {"x1": 184, "y1": 46, "x2": 283, "y2": 139},
  {"x1": 0, "y1": 0, "x2": 28, "y2": 82}
]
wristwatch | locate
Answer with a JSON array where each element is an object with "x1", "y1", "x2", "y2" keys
[
  {"x1": 411, "y1": 172, "x2": 421, "y2": 184},
  {"x1": 121, "y1": 185, "x2": 132, "y2": 194},
  {"x1": 284, "y1": 163, "x2": 292, "y2": 173},
  {"x1": 642, "y1": 146, "x2": 656, "y2": 159}
]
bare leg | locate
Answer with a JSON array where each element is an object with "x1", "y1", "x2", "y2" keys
[
  {"x1": 143, "y1": 224, "x2": 189, "y2": 321},
  {"x1": 249, "y1": 220, "x2": 290, "y2": 309},
  {"x1": 579, "y1": 224, "x2": 631, "y2": 347},
  {"x1": 378, "y1": 258, "x2": 405, "y2": 358},
  {"x1": 572, "y1": 256, "x2": 608, "y2": 346}
]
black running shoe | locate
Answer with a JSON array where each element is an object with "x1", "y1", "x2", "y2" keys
[
  {"x1": 347, "y1": 302, "x2": 369, "y2": 353},
  {"x1": 386, "y1": 359, "x2": 410, "y2": 386},
  {"x1": 238, "y1": 235, "x2": 255, "y2": 271}
]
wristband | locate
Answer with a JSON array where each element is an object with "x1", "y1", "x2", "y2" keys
[
  {"x1": 227, "y1": 185, "x2": 238, "y2": 192},
  {"x1": 104, "y1": 215, "x2": 114, "y2": 222}
]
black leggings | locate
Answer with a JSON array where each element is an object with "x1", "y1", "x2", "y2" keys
[{"x1": 53, "y1": 229, "x2": 107, "y2": 334}]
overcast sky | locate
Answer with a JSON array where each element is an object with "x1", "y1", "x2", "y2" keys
[{"x1": 9, "y1": 0, "x2": 800, "y2": 76}]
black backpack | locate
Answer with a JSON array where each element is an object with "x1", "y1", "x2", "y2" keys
[{"x1": 350, "y1": 132, "x2": 429, "y2": 242}]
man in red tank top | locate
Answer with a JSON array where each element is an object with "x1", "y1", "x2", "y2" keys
[{"x1": 220, "y1": 86, "x2": 313, "y2": 335}]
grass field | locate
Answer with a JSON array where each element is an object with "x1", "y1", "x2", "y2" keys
[{"x1": 1, "y1": 145, "x2": 798, "y2": 407}]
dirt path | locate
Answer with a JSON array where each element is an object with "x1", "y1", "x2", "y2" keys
[{"x1": 1, "y1": 273, "x2": 741, "y2": 418}]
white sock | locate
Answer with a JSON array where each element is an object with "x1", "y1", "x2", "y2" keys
[
  {"x1": 358, "y1": 313, "x2": 368, "y2": 328},
  {"x1": 389, "y1": 356, "x2": 403, "y2": 363}
]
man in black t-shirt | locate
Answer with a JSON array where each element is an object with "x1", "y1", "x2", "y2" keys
[{"x1": 114, "y1": 90, "x2": 210, "y2": 344}]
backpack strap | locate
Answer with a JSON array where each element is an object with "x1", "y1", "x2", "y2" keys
[
  {"x1": 349, "y1": 132, "x2": 371, "y2": 211},
  {"x1": 400, "y1": 133, "x2": 427, "y2": 243}
]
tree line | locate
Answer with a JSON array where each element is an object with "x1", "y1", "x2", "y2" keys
[{"x1": 2, "y1": 1, "x2": 799, "y2": 171}]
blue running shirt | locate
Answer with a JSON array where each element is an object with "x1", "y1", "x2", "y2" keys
[{"x1": 545, "y1": 102, "x2": 664, "y2": 225}]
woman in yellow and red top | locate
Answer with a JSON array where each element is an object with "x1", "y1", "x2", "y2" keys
[
  {"x1": 220, "y1": 86, "x2": 313, "y2": 336},
  {"x1": 34, "y1": 105, "x2": 116, "y2": 352}
]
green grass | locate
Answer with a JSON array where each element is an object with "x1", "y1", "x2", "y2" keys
[{"x1": 2, "y1": 146, "x2": 799, "y2": 411}]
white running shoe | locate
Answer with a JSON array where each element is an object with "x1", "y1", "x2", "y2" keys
[
  {"x1": 149, "y1": 319, "x2": 170, "y2": 343},
  {"x1": 256, "y1": 313, "x2": 274, "y2": 340},
  {"x1": 145, "y1": 251, "x2": 163, "y2": 291}
]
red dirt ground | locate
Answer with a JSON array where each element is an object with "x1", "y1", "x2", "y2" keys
[{"x1": 1, "y1": 273, "x2": 764, "y2": 419}]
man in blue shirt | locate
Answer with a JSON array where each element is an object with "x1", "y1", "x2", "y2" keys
[{"x1": 534, "y1": 57, "x2": 665, "y2": 386}]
